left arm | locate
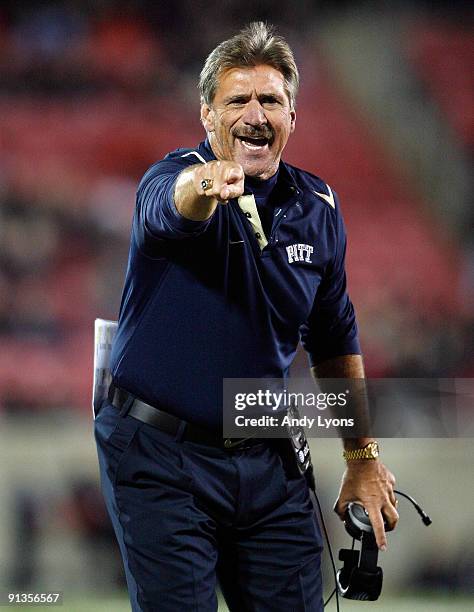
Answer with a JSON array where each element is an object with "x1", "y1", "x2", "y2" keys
[
  {"x1": 312, "y1": 354, "x2": 398, "y2": 550},
  {"x1": 302, "y1": 188, "x2": 397, "y2": 549}
]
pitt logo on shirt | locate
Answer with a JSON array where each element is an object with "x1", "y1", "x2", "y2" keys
[{"x1": 286, "y1": 243, "x2": 314, "y2": 264}]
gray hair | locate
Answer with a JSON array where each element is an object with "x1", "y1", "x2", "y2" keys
[{"x1": 199, "y1": 22, "x2": 299, "y2": 109}]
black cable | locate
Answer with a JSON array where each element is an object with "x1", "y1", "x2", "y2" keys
[
  {"x1": 320, "y1": 488, "x2": 430, "y2": 610},
  {"x1": 324, "y1": 587, "x2": 336, "y2": 607},
  {"x1": 311, "y1": 487, "x2": 340, "y2": 612},
  {"x1": 394, "y1": 489, "x2": 432, "y2": 526}
]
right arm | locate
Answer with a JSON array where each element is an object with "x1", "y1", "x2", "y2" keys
[
  {"x1": 136, "y1": 159, "x2": 245, "y2": 245},
  {"x1": 174, "y1": 160, "x2": 245, "y2": 221}
]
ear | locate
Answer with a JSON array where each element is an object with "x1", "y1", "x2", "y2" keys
[
  {"x1": 289, "y1": 109, "x2": 296, "y2": 133},
  {"x1": 201, "y1": 102, "x2": 216, "y2": 133}
]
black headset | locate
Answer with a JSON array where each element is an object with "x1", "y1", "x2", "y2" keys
[
  {"x1": 337, "y1": 491, "x2": 432, "y2": 602},
  {"x1": 336, "y1": 501, "x2": 384, "y2": 601},
  {"x1": 309, "y1": 476, "x2": 432, "y2": 611}
]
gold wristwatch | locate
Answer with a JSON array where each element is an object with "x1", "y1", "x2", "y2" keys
[{"x1": 343, "y1": 441, "x2": 379, "y2": 461}]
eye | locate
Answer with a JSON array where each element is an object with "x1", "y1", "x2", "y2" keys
[
  {"x1": 260, "y1": 95, "x2": 280, "y2": 107},
  {"x1": 228, "y1": 97, "x2": 247, "y2": 106}
]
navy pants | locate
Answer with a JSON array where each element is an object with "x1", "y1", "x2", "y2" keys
[{"x1": 95, "y1": 401, "x2": 324, "y2": 611}]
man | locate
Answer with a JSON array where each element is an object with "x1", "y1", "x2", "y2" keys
[{"x1": 94, "y1": 22, "x2": 398, "y2": 611}]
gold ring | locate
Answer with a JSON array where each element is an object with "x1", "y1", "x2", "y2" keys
[{"x1": 201, "y1": 178, "x2": 213, "y2": 191}]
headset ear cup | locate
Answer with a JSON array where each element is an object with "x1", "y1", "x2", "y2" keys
[
  {"x1": 344, "y1": 516, "x2": 362, "y2": 540},
  {"x1": 344, "y1": 502, "x2": 375, "y2": 540},
  {"x1": 337, "y1": 548, "x2": 359, "y2": 595},
  {"x1": 337, "y1": 561, "x2": 383, "y2": 600},
  {"x1": 336, "y1": 567, "x2": 350, "y2": 595},
  {"x1": 344, "y1": 567, "x2": 383, "y2": 601}
]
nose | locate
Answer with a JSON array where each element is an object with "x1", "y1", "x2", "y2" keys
[{"x1": 242, "y1": 99, "x2": 267, "y2": 127}]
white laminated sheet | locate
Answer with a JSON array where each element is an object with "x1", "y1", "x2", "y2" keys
[{"x1": 92, "y1": 318, "x2": 118, "y2": 418}]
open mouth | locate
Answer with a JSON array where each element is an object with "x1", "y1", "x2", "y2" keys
[{"x1": 237, "y1": 135, "x2": 270, "y2": 150}]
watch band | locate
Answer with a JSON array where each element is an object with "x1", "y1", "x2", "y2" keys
[{"x1": 343, "y1": 441, "x2": 379, "y2": 461}]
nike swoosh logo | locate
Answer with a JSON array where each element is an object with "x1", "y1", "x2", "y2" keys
[
  {"x1": 229, "y1": 240, "x2": 244, "y2": 245},
  {"x1": 313, "y1": 184, "x2": 335, "y2": 209}
]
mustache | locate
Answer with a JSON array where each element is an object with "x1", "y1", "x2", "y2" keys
[{"x1": 233, "y1": 126, "x2": 274, "y2": 141}]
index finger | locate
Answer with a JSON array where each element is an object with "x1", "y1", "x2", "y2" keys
[
  {"x1": 366, "y1": 506, "x2": 387, "y2": 551},
  {"x1": 225, "y1": 166, "x2": 244, "y2": 184}
]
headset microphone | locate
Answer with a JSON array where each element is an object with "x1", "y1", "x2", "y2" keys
[{"x1": 393, "y1": 489, "x2": 432, "y2": 526}]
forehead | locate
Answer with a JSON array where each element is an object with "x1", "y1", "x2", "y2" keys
[{"x1": 215, "y1": 64, "x2": 289, "y2": 100}]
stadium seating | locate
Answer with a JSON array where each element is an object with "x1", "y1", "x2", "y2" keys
[
  {"x1": 0, "y1": 16, "x2": 468, "y2": 410},
  {"x1": 406, "y1": 21, "x2": 474, "y2": 150}
]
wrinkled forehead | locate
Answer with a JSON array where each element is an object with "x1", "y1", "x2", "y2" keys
[{"x1": 214, "y1": 64, "x2": 291, "y2": 104}]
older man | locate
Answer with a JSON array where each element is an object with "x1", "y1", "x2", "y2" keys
[{"x1": 95, "y1": 22, "x2": 398, "y2": 611}]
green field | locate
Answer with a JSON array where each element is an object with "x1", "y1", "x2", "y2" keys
[{"x1": 10, "y1": 593, "x2": 473, "y2": 611}]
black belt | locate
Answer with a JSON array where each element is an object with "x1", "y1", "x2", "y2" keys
[{"x1": 108, "y1": 383, "x2": 262, "y2": 450}]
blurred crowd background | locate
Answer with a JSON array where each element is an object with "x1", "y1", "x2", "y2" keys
[{"x1": 0, "y1": 0, "x2": 472, "y2": 609}]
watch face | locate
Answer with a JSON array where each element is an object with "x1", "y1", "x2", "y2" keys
[{"x1": 369, "y1": 442, "x2": 379, "y2": 457}]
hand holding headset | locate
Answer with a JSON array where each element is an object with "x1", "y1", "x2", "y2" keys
[
  {"x1": 309, "y1": 473, "x2": 432, "y2": 610},
  {"x1": 336, "y1": 491, "x2": 432, "y2": 601}
]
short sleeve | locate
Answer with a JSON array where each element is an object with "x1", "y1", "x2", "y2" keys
[{"x1": 300, "y1": 196, "x2": 360, "y2": 365}]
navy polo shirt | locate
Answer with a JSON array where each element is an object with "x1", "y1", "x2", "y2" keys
[{"x1": 110, "y1": 140, "x2": 360, "y2": 429}]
